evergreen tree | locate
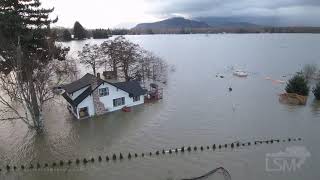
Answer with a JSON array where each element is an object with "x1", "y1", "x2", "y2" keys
[
  {"x1": 285, "y1": 73, "x2": 310, "y2": 96},
  {"x1": 62, "y1": 29, "x2": 72, "y2": 41},
  {"x1": 0, "y1": 0, "x2": 68, "y2": 131},
  {"x1": 73, "y1": 21, "x2": 87, "y2": 40}
]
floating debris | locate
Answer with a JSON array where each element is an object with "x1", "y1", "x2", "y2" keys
[
  {"x1": 233, "y1": 70, "x2": 248, "y2": 77},
  {"x1": 181, "y1": 167, "x2": 231, "y2": 180}
]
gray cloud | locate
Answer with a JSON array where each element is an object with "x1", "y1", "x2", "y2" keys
[{"x1": 145, "y1": 0, "x2": 320, "y2": 26}]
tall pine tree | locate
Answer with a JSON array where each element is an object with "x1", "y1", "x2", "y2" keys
[{"x1": 73, "y1": 21, "x2": 87, "y2": 40}]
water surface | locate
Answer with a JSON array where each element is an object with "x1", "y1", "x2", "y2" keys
[{"x1": 1, "y1": 34, "x2": 320, "y2": 180}]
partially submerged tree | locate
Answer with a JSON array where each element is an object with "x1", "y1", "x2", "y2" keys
[
  {"x1": 313, "y1": 82, "x2": 320, "y2": 100},
  {"x1": 101, "y1": 36, "x2": 138, "y2": 81},
  {"x1": 0, "y1": 0, "x2": 69, "y2": 131},
  {"x1": 139, "y1": 51, "x2": 168, "y2": 82},
  {"x1": 285, "y1": 73, "x2": 310, "y2": 96},
  {"x1": 78, "y1": 44, "x2": 102, "y2": 76},
  {"x1": 116, "y1": 38, "x2": 141, "y2": 81},
  {"x1": 100, "y1": 36, "x2": 168, "y2": 82},
  {"x1": 100, "y1": 37, "x2": 123, "y2": 76}
]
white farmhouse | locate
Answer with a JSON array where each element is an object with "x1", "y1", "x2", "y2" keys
[{"x1": 61, "y1": 73, "x2": 146, "y2": 119}]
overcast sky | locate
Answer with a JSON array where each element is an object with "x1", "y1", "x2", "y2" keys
[{"x1": 42, "y1": 0, "x2": 320, "y2": 28}]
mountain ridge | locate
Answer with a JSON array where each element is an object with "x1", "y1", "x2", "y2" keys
[
  {"x1": 133, "y1": 17, "x2": 210, "y2": 30},
  {"x1": 133, "y1": 17, "x2": 264, "y2": 30}
]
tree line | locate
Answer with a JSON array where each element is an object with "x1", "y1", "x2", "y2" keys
[
  {"x1": 55, "y1": 25, "x2": 320, "y2": 40},
  {"x1": 54, "y1": 21, "x2": 130, "y2": 41}
]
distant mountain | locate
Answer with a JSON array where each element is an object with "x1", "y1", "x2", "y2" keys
[
  {"x1": 133, "y1": 17, "x2": 210, "y2": 30},
  {"x1": 195, "y1": 17, "x2": 260, "y2": 28},
  {"x1": 131, "y1": 16, "x2": 320, "y2": 34}
]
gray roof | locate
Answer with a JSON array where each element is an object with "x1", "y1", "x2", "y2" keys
[
  {"x1": 61, "y1": 73, "x2": 146, "y2": 107},
  {"x1": 62, "y1": 73, "x2": 97, "y2": 94},
  {"x1": 111, "y1": 81, "x2": 147, "y2": 97}
]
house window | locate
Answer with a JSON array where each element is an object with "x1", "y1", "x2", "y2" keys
[
  {"x1": 133, "y1": 96, "x2": 140, "y2": 102},
  {"x1": 113, "y1": 97, "x2": 125, "y2": 107},
  {"x1": 99, "y1": 87, "x2": 109, "y2": 97},
  {"x1": 79, "y1": 107, "x2": 89, "y2": 118}
]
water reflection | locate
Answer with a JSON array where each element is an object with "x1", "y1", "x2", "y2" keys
[{"x1": 311, "y1": 99, "x2": 320, "y2": 115}]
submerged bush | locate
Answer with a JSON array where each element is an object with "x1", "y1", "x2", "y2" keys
[
  {"x1": 313, "y1": 82, "x2": 320, "y2": 100},
  {"x1": 285, "y1": 73, "x2": 309, "y2": 96}
]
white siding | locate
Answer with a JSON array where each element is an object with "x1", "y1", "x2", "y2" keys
[
  {"x1": 77, "y1": 95, "x2": 95, "y2": 117},
  {"x1": 98, "y1": 83, "x2": 144, "y2": 112}
]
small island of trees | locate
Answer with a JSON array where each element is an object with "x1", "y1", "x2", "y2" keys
[
  {"x1": 281, "y1": 64, "x2": 320, "y2": 105},
  {"x1": 285, "y1": 73, "x2": 309, "y2": 97}
]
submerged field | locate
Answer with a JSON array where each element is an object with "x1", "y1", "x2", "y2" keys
[{"x1": 1, "y1": 34, "x2": 320, "y2": 180}]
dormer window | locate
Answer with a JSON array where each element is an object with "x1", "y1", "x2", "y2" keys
[{"x1": 99, "y1": 87, "x2": 109, "y2": 97}]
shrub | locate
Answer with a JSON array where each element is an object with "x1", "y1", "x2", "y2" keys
[
  {"x1": 285, "y1": 73, "x2": 309, "y2": 96},
  {"x1": 313, "y1": 82, "x2": 320, "y2": 100}
]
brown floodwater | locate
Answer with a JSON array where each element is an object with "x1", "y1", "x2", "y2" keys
[{"x1": 1, "y1": 34, "x2": 320, "y2": 180}]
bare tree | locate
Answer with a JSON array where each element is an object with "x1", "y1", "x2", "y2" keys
[
  {"x1": 302, "y1": 64, "x2": 318, "y2": 80},
  {"x1": 0, "y1": 0, "x2": 71, "y2": 132},
  {"x1": 138, "y1": 50, "x2": 168, "y2": 83},
  {"x1": 78, "y1": 44, "x2": 102, "y2": 76},
  {"x1": 118, "y1": 39, "x2": 141, "y2": 81},
  {"x1": 54, "y1": 55, "x2": 79, "y2": 83},
  {"x1": 100, "y1": 36, "x2": 128, "y2": 78},
  {"x1": 100, "y1": 36, "x2": 168, "y2": 82},
  {"x1": 0, "y1": 46, "x2": 72, "y2": 129}
]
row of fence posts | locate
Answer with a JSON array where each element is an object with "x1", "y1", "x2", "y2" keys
[{"x1": 0, "y1": 137, "x2": 302, "y2": 173}]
